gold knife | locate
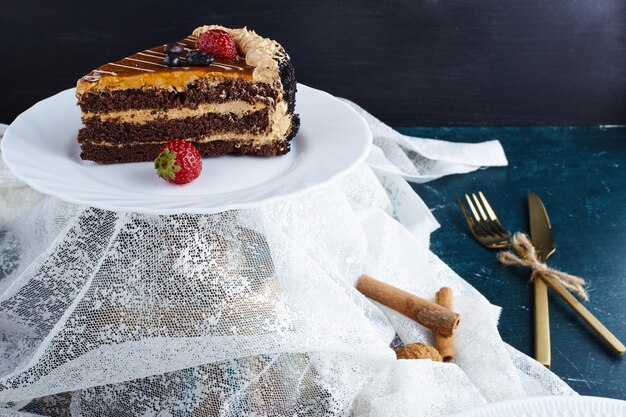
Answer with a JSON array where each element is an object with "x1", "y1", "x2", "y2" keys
[
  {"x1": 529, "y1": 192, "x2": 626, "y2": 356},
  {"x1": 528, "y1": 192, "x2": 554, "y2": 367}
]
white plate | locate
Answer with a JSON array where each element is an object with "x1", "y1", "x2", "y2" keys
[
  {"x1": 1, "y1": 84, "x2": 371, "y2": 214},
  {"x1": 452, "y1": 396, "x2": 626, "y2": 417}
]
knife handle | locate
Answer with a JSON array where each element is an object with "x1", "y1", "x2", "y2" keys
[
  {"x1": 534, "y1": 279, "x2": 551, "y2": 367},
  {"x1": 542, "y1": 275, "x2": 626, "y2": 355}
]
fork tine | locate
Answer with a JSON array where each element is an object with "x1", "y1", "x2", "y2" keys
[
  {"x1": 478, "y1": 192, "x2": 510, "y2": 238},
  {"x1": 471, "y1": 193, "x2": 488, "y2": 221},
  {"x1": 457, "y1": 197, "x2": 475, "y2": 227},
  {"x1": 478, "y1": 191, "x2": 498, "y2": 221},
  {"x1": 458, "y1": 190, "x2": 510, "y2": 248},
  {"x1": 464, "y1": 194, "x2": 481, "y2": 223},
  {"x1": 457, "y1": 197, "x2": 488, "y2": 239},
  {"x1": 493, "y1": 220, "x2": 509, "y2": 236}
]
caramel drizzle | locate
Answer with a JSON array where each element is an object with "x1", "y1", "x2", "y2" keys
[
  {"x1": 124, "y1": 57, "x2": 168, "y2": 68},
  {"x1": 178, "y1": 39, "x2": 195, "y2": 47},
  {"x1": 82, "y1": 35, "x2": 251, "y2": 82},
  {"x1": 138, "y1": 51, "x2": 166, "y2": 58},
  {"x1": 82, "y1": 69, "x2": 118, "y2": 82},
  {"x1": 108, "y1": 62, "x2": 154, "y2": 72}
]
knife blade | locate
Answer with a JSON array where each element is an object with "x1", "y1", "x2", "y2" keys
[
  {"x1": 528, "y1": 192, "x2": 625, "y2": 356},
  {"x1": 529, "y1": 192, "x2": 556, "y2": 262},
  {"x1": 528, "y1": 192, "x2": 553, "y2": 367}
]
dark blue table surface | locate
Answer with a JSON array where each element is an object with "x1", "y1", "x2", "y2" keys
[{"x1": 400, "y1": 126, "x2": 626, "y2": 400}]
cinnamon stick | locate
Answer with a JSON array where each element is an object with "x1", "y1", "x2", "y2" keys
[
  {"x1": 357, "y1": 274, "x2": 460, "y2": 337},
  {"x1": 435, "y1": 287, "x2": 455, "y2": 361}
]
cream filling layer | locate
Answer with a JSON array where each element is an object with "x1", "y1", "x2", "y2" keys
[
  {"x1": 82, "y1": 101, "x2": 268, "y2": 124},
  {"x1": 88, "y1": 120, "x2": 293, "y2": 148},
  {"x1": 83, "y1": 93, "x2": 293, "y2": 147}
]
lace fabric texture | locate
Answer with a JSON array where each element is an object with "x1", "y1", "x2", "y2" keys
[
  {"x1": 339, "y1": 100, "x2": 508, "y2": 183},
  {"x1": 0, "y1": 106, "x2": 573, "y2": 416}
]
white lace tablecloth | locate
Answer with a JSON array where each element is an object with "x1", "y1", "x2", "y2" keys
[{"x1": 0, "y1": 104, "x2": 574, "y2": 417}]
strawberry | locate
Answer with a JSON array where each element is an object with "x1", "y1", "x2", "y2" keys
[
  {"x1": 154, "y1": 140, "x2": 202, "y2": 184},
  {"x1": 196, "y1": 29, "x2": 238, "y2": 60}
]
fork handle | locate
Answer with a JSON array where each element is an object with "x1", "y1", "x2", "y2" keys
[
  {"x1": 534, "y1": 279, "x2": 551, "y2": 367},
  {"x1": 542, "y1": 275, "x2": 626, "y2": 355}
]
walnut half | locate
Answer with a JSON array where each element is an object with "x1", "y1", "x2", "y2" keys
[{"x1": 395, "y1": 342, "x2": 442, "y2": 362}]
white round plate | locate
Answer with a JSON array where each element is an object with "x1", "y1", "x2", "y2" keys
[
  {"x1": 452, "y1": 396, "x2": 626, "y2": 417},
  {"x1": 1, "y1": 84, "x2": 371, "y2": 214}
]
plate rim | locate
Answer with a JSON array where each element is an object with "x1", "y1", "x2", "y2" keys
[
  {"x1": 450, "y1": 395, "x2": 626, "y2": 417},
  {"x1": 1, "y1": 83, "x2": 372, "y2": 214}
]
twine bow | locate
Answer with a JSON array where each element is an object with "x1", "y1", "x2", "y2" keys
[{"x1": 498, "y1": 233, "x2": 589, "y2": 301}]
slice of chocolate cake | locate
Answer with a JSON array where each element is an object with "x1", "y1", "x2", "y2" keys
[{"x1": 76, "y1": 25, "x2": 299, "y2": 164}]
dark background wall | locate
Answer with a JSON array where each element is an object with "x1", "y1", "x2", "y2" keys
[{"x1": 1, "y1": 0, "x2": 625, "y2": 126}]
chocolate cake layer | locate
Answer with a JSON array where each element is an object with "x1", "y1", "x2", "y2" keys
[
  {"x1": 80, "y1": 139, "x2": 291, "y2": 164},
  {"x1": 285, "y1": 114, "x2": 300, "y2": 142},
  {"x1": 277, "y1": 50, "x2": 297, "y2": 115},
  {"x1": 78, "y1": 79, "x2": 278, "y2": 113},
  {"x1": 78, "y1": 110, "x2": 270, "y2": 143}
]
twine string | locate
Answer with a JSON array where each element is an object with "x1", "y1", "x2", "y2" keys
[{"x1": 498, "y1": 233, "x2": 589, "y2": 301}]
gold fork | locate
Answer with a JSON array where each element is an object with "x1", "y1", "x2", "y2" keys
[
  {"x1": 457, "y1": 191, "x2": 551, "y2": 367},
  {"x1": 456, "y1": 191, "x2": 510, "y2": 248}
]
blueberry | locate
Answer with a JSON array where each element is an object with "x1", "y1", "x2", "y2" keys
[
  {"x1": 164, "y1": 54, "x2": 180, "y2": 67},
  {"x1": 164, "y1": 43, "x2": 185, "y2": 55},
  {"x1": 186, "y1": 50, "x2": 214, "y2": 66}
]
